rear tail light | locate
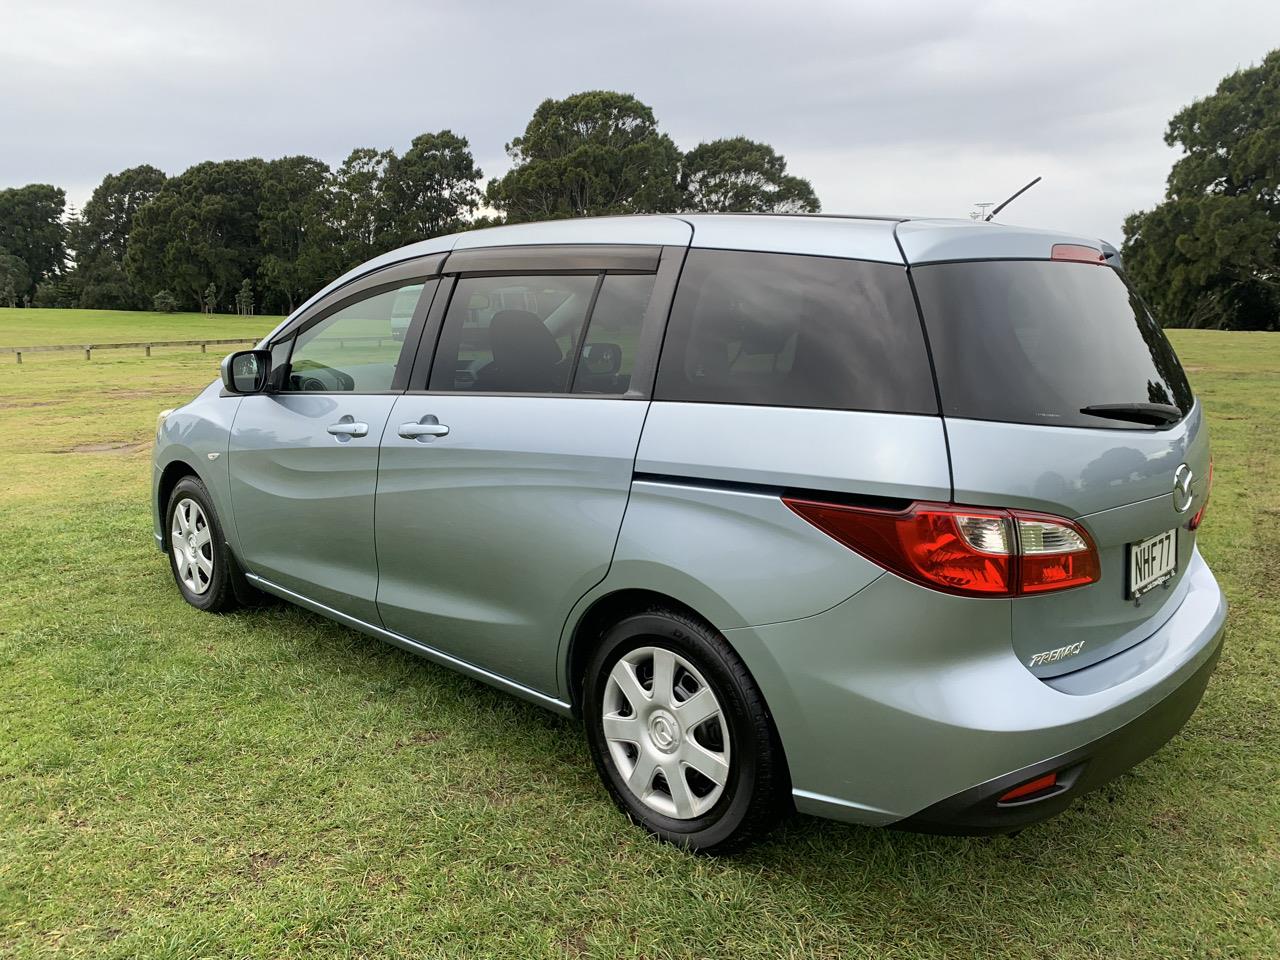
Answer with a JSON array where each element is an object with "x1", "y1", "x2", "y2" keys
[
  {"x1": 783, "y1": 498, "x2": 1100, "y2": 598},
  {"x1": 1015, "y1": 514, "x2": 1101, "y2": 593},
  {"x1": 1189, "y1": 457, "x2": 1213, "y2": 531}
]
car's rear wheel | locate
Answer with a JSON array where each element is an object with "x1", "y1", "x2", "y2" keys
[
  {"x1": 166, "y1": 476, "x2": 242, "y2": 613},
  {"x1": 583, "y1": 607, "x2": 790, "y2": 853}
]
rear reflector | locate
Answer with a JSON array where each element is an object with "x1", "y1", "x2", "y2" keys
[
  {"x1": 782, "y1": 498, "x2": 1100, "y2": 598},
  {"x1": 1190, "y1": 457, "x2": 1213, "y2": 531},
  {"x1": 1051, "y1": 243, "x2": 1106, "y2": 264},
  {"x1": 998, "y1": 772, "x2": 1059, "y2": 803}
]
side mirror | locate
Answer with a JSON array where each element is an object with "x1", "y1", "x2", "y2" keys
[
  {"x1": 581, "y1": 342, "x2": 622, "y2": 376},
  {"x1": 221, "y1": 349, "x2": 272, "y2": 394}
]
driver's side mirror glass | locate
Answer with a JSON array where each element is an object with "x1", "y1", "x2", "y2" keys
[
  {"x1": 221, "y1": 349, "x2": 272, "y2": 394},
  {"x1": 581, "y1": 342, "x2": 622, "y2": 376}
]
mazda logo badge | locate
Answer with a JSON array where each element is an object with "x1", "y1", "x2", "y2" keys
[{"x1": 1172, "y1": 463, "x2": 1194, "y2": 513}]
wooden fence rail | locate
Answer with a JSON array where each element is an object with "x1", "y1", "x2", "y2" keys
[{"x1": 3, "y1": 337, "x2": 261, "y2": 364}]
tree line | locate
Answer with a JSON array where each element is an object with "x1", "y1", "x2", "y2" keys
[
  {"x1": 0, "y1": 91, "x2": 819, "y2": 316},
  {"x1": 5, "y1": 61, "x2": 1275, "y2": 330},
  {"x1": 1121, "y1": 49, "x2": 1279, "y2": 331}
]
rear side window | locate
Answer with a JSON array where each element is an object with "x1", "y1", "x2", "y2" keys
[
  {"x1": 912, "y1": 261, "x2": 1194, "y2": 429},
  {"x1": 654, "y1": 249, "x2": 936, "y2": 414}
]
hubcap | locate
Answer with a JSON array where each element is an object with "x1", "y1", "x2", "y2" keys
[
  {"x1": 648, "y1": 710, "x2": 680, "y2": 752},
  {"x1": 170, "y1": 498, "x2": 213, "y2": 595},
  {"x1": 602, "y1": 646, "x2": 730, "y2": 820}
]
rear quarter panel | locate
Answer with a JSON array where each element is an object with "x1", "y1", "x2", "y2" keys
[
  {"x1": 636, "y1": 402, "x2": 952, "y2": 502},
  {"x1": 573, "y1": 403, "x2": 952, "y2": 635}
]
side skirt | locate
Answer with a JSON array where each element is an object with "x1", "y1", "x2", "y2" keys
[{"x1": 244, "y1": 573, "x2": 574, "y2": 717}]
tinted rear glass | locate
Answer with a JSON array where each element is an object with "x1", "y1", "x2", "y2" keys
[
  {"x1": 913, "y1": 261, "x2": 1193, "y2": 429},
  {"x1": 654, "y1": 249, "x2": 937, "y2": 414}
]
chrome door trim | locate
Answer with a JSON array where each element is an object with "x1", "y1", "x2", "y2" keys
[{"x1": 243, "y1": 572, "x2": 573, "y2": 716}]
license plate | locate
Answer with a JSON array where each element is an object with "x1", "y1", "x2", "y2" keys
[{"x1": 1129, "y1": 529, "x2": 1177, "y2": 598}]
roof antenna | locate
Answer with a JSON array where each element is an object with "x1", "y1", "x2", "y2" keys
[{"x1": 985, "y1": 176, "x2": 1042, "y2": 221}]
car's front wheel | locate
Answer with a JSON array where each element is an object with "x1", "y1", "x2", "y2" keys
[
  {"x1": 583, "y1": 607, "x2": 790, "y2": 853},
  {"x1": 165, "y1": 476, "x2": 242, "y2": 613}
]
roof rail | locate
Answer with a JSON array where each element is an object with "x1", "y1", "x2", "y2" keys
[{"x1": 679, "y1": 211, "x2": 909, "y2": 223}]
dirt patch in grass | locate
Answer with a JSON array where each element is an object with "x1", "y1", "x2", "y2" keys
[
  {"x1": 246, "y1": 852, "x2": 282, "y2": 881},
  {"x1": 392, "y1": 729, "x2": 447, "y2": 751},
  {"x1": 55, "y1": 440, "x2": 150, "y2": 455}
]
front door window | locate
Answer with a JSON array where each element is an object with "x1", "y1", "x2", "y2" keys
[{"x1": 284, "y1": 282, "x2": 425, "y2": 392}]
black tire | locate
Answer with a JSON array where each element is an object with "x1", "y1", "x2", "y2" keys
[
  {"x1": 165, "y1": 476, "x2": 244, "y2": 613},
  {"x1": 583, "y1": 606, "x2": 791, "y2": 853}
]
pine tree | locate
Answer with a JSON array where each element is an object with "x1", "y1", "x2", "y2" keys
[{"x1": 235, "y1": 279, "x2": 254, "y2": 316}]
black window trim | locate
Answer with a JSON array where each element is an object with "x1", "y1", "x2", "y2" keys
[{"x1": 402, "y1": 244, "x2": 687, "y2": 400}]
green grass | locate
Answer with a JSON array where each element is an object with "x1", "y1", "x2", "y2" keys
[
  {"x1": 0, "y1": 307, "x2": 280, "y2": 347},
  {"x1": 1, "y1": 325, "x2": 1278, "y2": 958}
]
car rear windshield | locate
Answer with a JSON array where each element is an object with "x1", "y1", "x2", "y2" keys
[
  {"x1": 912, "y1": 260, "x2": 1194, "y2": 429},
  {"x1": 654, "y1": 249, "x2": 937, "y2": 414}
]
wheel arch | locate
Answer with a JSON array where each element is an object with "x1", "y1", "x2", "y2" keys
[{"x1": 564, "y1": 589, "x2": 719, "y2": 718}]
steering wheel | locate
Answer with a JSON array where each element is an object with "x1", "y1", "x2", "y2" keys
[{"x1": 290, "y1": 365, "x2": 356, "y2": 392}]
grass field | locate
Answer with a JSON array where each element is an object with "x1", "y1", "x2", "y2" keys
[
  {"x1": 1, "y1": 318, "x2": 1278, "y2": 958},
  {"x1": 0, "y1": 308, "x2": 279, "y2": 347}
]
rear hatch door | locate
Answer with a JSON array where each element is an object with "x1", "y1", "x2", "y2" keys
[{"x1": 911, "y1": 254, "x2": 1210, "y2": 678}]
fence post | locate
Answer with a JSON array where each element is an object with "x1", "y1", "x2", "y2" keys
[
  {"x1": 84, "y1": 346, "x2": 91, "y2": 361},
  {"x1": 145, "y1": 344, "x2": 151, "y2": 357},
  {"x1": 15, "y1": 351, "x2": 20, "y2": 364},
  {"x1": 201, "y1": 342, "x2": 207, "y2": 354}
]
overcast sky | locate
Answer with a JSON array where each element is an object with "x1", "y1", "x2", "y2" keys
[{"x1": 2, "y1": 0, "x2": 1277, "y2": 242}]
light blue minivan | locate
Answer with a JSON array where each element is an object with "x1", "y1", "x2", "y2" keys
[{"x1": 154, "y1": 214, "x2": 1225, "y2": 851}]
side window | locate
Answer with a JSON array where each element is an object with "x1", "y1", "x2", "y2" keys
[
  {"x1": 571, "y1": 274, "x2": 656, "y2": 395},
  {"x1": 653, "y1": 250, "x2": 937, "y2": 414},
  {"x1": 428, "y1": 275, "x2": 598, "y2": 393},
  {"x1": 283, "y1": 282, "x2": 425, "y2": 393}
]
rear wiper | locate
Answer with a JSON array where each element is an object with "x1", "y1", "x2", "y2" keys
[{"x1": 1079, "y1": 402, "x2": 1183, "y2": 426}]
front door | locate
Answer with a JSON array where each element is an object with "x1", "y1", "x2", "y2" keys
[{"x1": 229, "y1": 277, "x2": 434, "y2": 622}]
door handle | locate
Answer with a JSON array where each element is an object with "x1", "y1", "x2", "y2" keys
[
  {"x1": 398, "y1": 414, "x2": 450, "y2": 441},
  {"x1": 327, "y1": 415, "x2": 369, "y2": 441}
]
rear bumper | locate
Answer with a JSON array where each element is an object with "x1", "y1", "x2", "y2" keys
[
  {"x1": 724, "y1": 546, "x2": 1227, "y2": 827},
  {"x1": 896, "y1": 634, "x2": 1222, "y2": 833}
]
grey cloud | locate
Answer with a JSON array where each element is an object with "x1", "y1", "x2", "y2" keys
[{"x1": 1, "y1": 0, "x2": 1276, "y2": 242}]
